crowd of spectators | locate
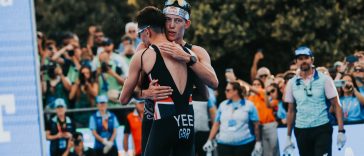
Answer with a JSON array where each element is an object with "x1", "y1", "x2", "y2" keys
[{"x1": 39, "y1": 21, "x2": 364, "y2": 155}]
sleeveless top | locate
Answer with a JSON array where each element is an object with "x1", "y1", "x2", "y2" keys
[{"x1": 144, "y1": 44, "x2": 194, "y2": 119}]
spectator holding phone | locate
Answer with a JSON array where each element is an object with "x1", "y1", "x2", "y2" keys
[{"x1": 339, "y1": 74, "x2": 364, "y2": 122}]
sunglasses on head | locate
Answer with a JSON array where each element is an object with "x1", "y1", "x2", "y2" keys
[
  {"x1": 165, "y1": 0, "x2": 190, "y2": 8},
  {"x1": 138, "y1": 25, "x2": 150, "y2": 34}
]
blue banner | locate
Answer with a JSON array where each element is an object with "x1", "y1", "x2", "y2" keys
[{"x1": 0, "y1": 0, "x2": 45, "y2": 155}]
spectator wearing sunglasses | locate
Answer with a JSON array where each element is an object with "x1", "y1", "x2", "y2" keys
[
  {"x1": 203, "y1": 82, "x2": 261, "y2": 156},
  {"x1": 117, "y1": 22, "x2": 141, "y2": 54},
  {"x1": 352, "y1": 65, "x2": 364, "y2": 94},
  {"x1": 247, "y1": 78, "x2": 280, "y2": 156},
  {"x1": 284, "y1": 46, "x2": 345, "y2": 156},
  {"x1": 225, "y1": 71, "x2": 280, "y2": 156},
  {"x1": 266, "y1": 83, "x2": 287, "y2": 125},
  {"x1": 87, "y1": 26, "x2": 105, "y2": 56},
  {"x1": 338, "y1": 74, "x2": 364, "y2": 122}
]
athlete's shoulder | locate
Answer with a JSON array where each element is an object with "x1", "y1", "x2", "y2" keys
[{"x1": 191, "y1": 45, "x2": 208, "y2": 54}]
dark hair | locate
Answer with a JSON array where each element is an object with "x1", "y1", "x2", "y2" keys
[
  {"x1": 269, "y1": 83, "x2": 283, "y2": 101},
  {"x1": 121, "y1": 35, "x2": 132, "y2": 43},
  {"x1": 79, "y1": 65, "x2": 95, "y2": 84},
  {"x1": 253, "y1": 78, "x2": 265, "y2": 88},
  {"x1": 283, "y1": 72, "x2": 295, "y2": 84},
  {"x1": 229, "y1": 81, "x2": 245, "y2": 99},
  {"x1": 135, "y1": 6, "x2": 166, "y2": 34},
  {"x1": 339, "y1": 74, "x2": 359, "y2": 97},
  {"x1": 73, "y1": 132, "x2": 83, "y2": 139}
]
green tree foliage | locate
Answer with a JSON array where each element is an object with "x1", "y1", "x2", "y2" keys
[
  {"x1": 35, "y1": 0, "x2": 364, "y2": 83},
  {"x1": 35, "y1": 0, "x2": 136, "y2": 45}
]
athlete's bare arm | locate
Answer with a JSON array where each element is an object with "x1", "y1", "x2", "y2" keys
[
  {"x1": 191, "y1": 45, "x2": 218, "y2": 89},
  {"x1": 119, "y1": 48, "x2": 156, "y2": 104},
  {"x1": 159, "y1": 42, "x2": 218, "y2": 89}
]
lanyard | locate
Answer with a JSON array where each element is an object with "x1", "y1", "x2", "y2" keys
[
  {"x1": 343, "y1": 97, "x2": 355, "y2": 117},
  {"x1": 57, "y1": 118, "x2": 66, "y2": 133},
  {"x1": 102, "y1": 115, "x2": 109, "y2": 131}
]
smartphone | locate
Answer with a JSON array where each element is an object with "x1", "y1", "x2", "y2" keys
[
  {"x1": 346, "y1": 55, "x2": 358, "y2": 64},
  {"x1": 334, "y1": 80, "x2": 346, "y2": 88}
]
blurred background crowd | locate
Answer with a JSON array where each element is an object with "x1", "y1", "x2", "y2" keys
[{"x1": 35, "y1": 0, "x2": 364, "y2": 156}]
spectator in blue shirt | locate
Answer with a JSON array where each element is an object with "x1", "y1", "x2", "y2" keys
[
  {"x1": 89, "y1": 95, "x2": 119, "y2": 156},
  {"x1": 203, "y1": 81, "x2": 261, "y2": 156},
  {"x1": 339, "y1": 74, "x2": 364, "y2": 122}
]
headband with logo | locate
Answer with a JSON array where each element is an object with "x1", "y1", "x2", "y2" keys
[{"x1": 163, "y1": 6, "x2": 190, "y2": 20}]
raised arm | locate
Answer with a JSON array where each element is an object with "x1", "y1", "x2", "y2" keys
[{"x1": 250, "y1": 51, "x2": 264, "y2": 82}]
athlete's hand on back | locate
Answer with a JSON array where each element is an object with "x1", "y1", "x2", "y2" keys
[
  {"x1": 159, "y1": 42, "x2": 192, "y2": 63},
  {"x1": 143, "y1": 79, "x2": 173, "y2": 100}
]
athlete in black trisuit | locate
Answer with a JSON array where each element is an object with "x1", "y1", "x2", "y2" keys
[
  {"x1": 119, "y1": 6, "x2": 213, "y2": 156},
  {"x1": 136, "y1": 1, "x2": 218, "y2": 156}
]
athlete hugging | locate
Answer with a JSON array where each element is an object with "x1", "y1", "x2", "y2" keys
[{"x1": 119, "y1": 0, "x2": 218, "y2": 156}]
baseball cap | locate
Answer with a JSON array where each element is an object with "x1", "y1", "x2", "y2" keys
[
  {"x1": 295, "y1": 46, "x2": 313, "y2": 57},
  {"x1": 334, "y1": 61, "x2": 343, "y2": 67},
  {"x1": 256, "y1": 67, "x2": 271, "y2": 78},
  {"x1": 54, "y1": 98, "x2": 66, "y2": 108},
  {"x1": 96, "y1": 95, "x2": 108, "y2": 104},
  {"x1": 101, "y1": 38, "x2": 113, "y2": 46}
]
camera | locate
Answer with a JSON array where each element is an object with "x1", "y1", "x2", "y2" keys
[
  {"x1": 74, "y1": 139, "x2": 82, "y2": 146},
  {"x1": 334, "y1": 80, "x2": 345, "y2": 88},
  {"x1": 47, "y1": 46, "x2": 53, "y2": 51},
  {"x1": 79, "y1": 74, "x2": 86, "y2": 85},
  {"x1": 41, "y1": 61, "x2": 57, "y2": 78},
  {"x1": 345, "y1": 84, "x2": 353, "y2": 90},
  {"x1": 101, "y1": 62, "x2": 111, "y2": 73},
  {"x1": 67, "y1": 50, "x2": 75, "y2": 57}
]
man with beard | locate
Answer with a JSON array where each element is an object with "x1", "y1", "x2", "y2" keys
[{"x1": 283, "y1": 46, "x2": 346, "y2": 156}]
